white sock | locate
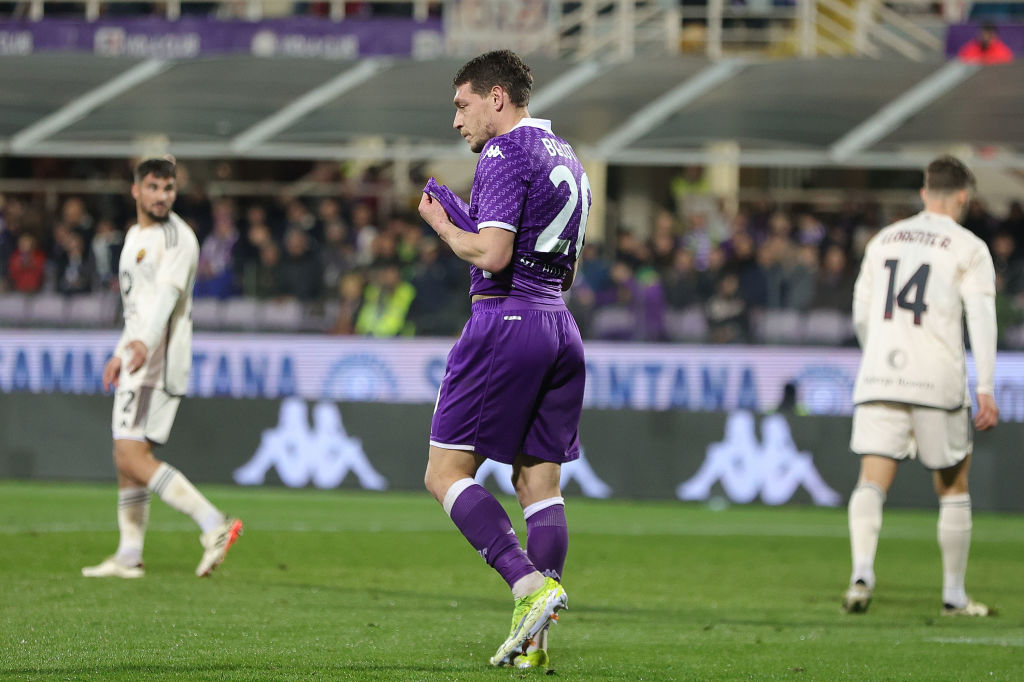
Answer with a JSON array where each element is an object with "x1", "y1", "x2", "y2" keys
[
  {"x1": 848, "y1": 482, "x2": 885, "y2": 588},
  {"x1": 938, "y1": 493, "x2": 972, "y2": 608},
  {"x1": 147, "y1": 463, "x2": 224, "y2": 534},
  {"x1": 511, "y1": 572, "x2": 545, "y2": 600},
  {"x1": 115, "y1": 486, "x2": 149, "y2": 565}
]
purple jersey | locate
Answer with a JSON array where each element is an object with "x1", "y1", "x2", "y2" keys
[{"x1": 468, "y1": 118, "x2": 591, "y2": 302}]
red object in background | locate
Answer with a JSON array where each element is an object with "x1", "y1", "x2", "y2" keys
[
  {"x1": 958, "y1": 36, "x2": 1014, "y2": 64},
  {"x1": 9, "y1": 248, "x2": 46, "y2": 292}
]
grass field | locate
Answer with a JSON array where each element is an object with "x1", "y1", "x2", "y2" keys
[{"x1": 1, "y1": 481, "x2": 1022, "y2": 681}]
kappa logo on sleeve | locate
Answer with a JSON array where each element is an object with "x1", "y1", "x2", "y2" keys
[{"x1": 483, "y1": 145, "x2": 505, "y2": 159}]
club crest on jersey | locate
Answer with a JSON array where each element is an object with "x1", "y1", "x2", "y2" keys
[
  {"x1": 484, "y1": 145, "x2": 504, "y2": 159},
  {"x1": 136, "y1": 249, "x2": 146, "y2": 263}
]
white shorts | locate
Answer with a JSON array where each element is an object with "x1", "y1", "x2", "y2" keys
[
  {"x1": 850, "y1": 401, "x2": 972, "y2": 470},
  {"x1": 112, "y1": 385, "x2": 180, "y2": 445}
]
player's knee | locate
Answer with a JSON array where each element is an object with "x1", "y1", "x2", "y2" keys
[
  {"x1": 424, "y1": 467, "x2": 447, "y2": 503},
  {"x1": 112, "y1": 440, "x2": 149, "y2": 476}
]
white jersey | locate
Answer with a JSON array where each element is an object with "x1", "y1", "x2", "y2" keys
[
  {"x1": 117, "y1": 211, "x2": 198, "y2": 396},
  {"x1": 852, "y1": 211, "x2": 996, "y2": 409}
]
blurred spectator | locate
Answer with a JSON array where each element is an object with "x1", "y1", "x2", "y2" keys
[
  {"x1": 810, "y1": 244, "x2": 856, "y2": 311},
  {"x1": 278, "y1": 229, "x2": 323, "y2": 301},
  {"x1": 235, "y1": 205, "x2": 274, "y2": 276},
  {"x1": 962, "y1": 198, "x2": 999, "y2": 242},
  {"x1": 662, "y1": 248, "x2": 702, "y2": 310},
  {"x1": 331, "y1": 270, "x2": 366, "y2": 335},
  {"x1": 785, "y1": 243, "x2": 819, "y2": 311},
  {"x1": 351, "y1": 202, "x2": 379, "y2": 266},
  {"x1": 705, "y1": 272, "x2": 748, "y2": 343},
  {"x1": 321, "y1": 218, "x2": 357, "y2": 293},
  {"x1": 56, "y1": 231, "x2": 95, "y2": 295},
  {"x1": 243, "y1": 241, "x2": 283, "y2": 300},
  {"x1": 407, "y1": 237, "x2": 465, "y2": 336},
  {"x1": 592, "y1": 259, "x2": 667, "y2": 341},
  {"x1": 9, "y1": 233, "x2": 46, "y2": 293},
  {"x1": 991, "y1": 231, "x2": 1024, "y2": 296},
  {"x1": 91, "y1": 218, "x2": 123, "y2": 291},
  {"x1": 283, "y1": 198, "x2": 319, "y2": 243},
  {"x1": 195, "y1": 200, "x2": 239, "y2": 299},
  {"x1": 958, "y1": 22, "x2": 1014, "y2": 64},
  {"x1": 355, "y1": 260, "x2": 416, "y2": 337},
  {"x1": 796, "y1": 213, "x2": 826, "y2": 247},
  {"x1": 59, "y1": 197, "x2": 93, "y2": 235},
  {"x1": 730, "y1": 230, "x2": 768, "y2": 308}
]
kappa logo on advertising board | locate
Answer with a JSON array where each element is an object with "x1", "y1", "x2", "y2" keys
[
  {"x1": 475, "y1": 446, "x2": 612, "y2": 499},
  {"x1": 677, "y1": 411, "x2": 840, "y2": 506},
  {"x1": 234, "y1": 397, "x2": 388, "y2": 490}
]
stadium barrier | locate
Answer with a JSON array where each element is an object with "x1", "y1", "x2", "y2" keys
[{"x1": 3, "y1": 393, "x2": 1022, "y2": 512}]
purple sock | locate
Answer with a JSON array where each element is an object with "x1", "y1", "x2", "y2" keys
[
  {"x1": 526, "y1": 500, "x2": 568, "y2": 582},
  {"x1": 447, "y1": 482, "x2": 536, "y2": 588}
]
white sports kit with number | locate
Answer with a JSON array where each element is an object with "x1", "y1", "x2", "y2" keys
[
  {"x1": 112, "y1": 212, "x2": 198, "y2": 444},
  {"x1": 850, "y1": 211, "x2": 997, "y2": 468}
]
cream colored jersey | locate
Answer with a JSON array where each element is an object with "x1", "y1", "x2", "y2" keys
[
  {"x1": 852, "y1": 211, "x2": 996, "y2": 409},
  {"x1": 117, "y1": 211, "x2": 198, "y2": 396}
]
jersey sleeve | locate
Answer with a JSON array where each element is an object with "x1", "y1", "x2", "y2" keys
[
  {"x1": 961, "y1": 240, "x2": 998, "y2": 395},
  {"x1": 471, "y1": 138, "x2": 531, "y2": 233},
  {"x1": 157, "y1": 229, "x2": 198, "y2": 292},
  {"x1": 852, "y1": 241, "x2": 875, "y2": 346}
]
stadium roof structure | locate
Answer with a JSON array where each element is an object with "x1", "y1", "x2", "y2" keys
[{"x1": 2, "y1": 53, "x2": 1024, "y2": 168}]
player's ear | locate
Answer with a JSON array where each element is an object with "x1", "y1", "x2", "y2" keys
[
  {"x1": 131, "y1": 183, "x2": 139, "y2": 200},
  {"x1": 491, "y1": 85, "x2": 504, "y2": 111},
  {"x1": 919, "y1": 187, "x2": 927, "y2": 203}
]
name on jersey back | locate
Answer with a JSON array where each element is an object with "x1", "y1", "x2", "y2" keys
[{"x1": 880, "y1": 229, "x2": 951, "y2": 249}]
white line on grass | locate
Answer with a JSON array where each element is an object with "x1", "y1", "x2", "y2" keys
[
  {"x1": 3, "y1": 521, "x2": 1018, "y2": 543},
  {"x1": 927, "y1": 637, "x2": 1024, "y2": 648}
]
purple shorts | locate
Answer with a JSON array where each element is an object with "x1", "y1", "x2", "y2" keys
[{"x1": 430, "y1": 297, "x2": 586, "y2": 465}]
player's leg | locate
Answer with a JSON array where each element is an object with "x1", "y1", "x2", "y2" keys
[
  {"x1": 509, "y1": 305, "x2": 583, "y2": 667},
  {"x1": 425, "y1": 446, "x2": 543, "y2": 598},
  {"x1": 82, "y1": 441, "x2": 153, "y2": 578},
  {"x1": 513, "y1": 456, "x2": 565, "y2": 670},
  {"x1": 84, "y1": 388, "x2": 158, "y2": 578},
  {"x1": 846, "y1": 402, "x2": 907, "y2": 611},
  {"x1": 124, "y1": 387, "x2": 240, "y2": 576},
  {"x1": 915, "y1": 406, "x2": 986, "y2": 615},
  {"x1": 933, "y1": 455, "x2": 982, "y2": 613},
  {"x1": 848, "y1": 455, "x2": 898, "y2": 593}
]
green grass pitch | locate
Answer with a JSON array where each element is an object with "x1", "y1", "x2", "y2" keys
[{"x1": 1, "y1": 480, "x2": 1022, "y2": 680}]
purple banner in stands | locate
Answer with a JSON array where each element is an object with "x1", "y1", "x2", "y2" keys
[
  {"x1": 0, "y1": 17, "x2": 444, "y2": 59},
  {"x1": 946, "y1": 23, "x2": 1024, "y2": 58}
]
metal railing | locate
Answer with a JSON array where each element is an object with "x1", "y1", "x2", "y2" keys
[
  {"x1": 5, "y1": 0, "x2": 1001, "y2": 60},
  {"x1": 13, "y1": 0, "x2": 437, "y2": 22}
]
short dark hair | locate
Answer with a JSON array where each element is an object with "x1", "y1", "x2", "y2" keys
[
  {"x1": 452, "y1": 49, "x2": 533, "y2": 108},
  {"x1": 924, "y1": 155, "x2": 975, "y2": 194},
  {"x1": 134, "y1": 158, "x2": 176, "y2": 184}
]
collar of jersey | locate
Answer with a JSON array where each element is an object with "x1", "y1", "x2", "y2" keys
[{"x1": 509, "y1": 117, "x2": 552, "y2": 133}]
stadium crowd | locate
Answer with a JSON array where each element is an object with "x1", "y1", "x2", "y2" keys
[{"x1": 3, "y1": 166, "x2": 1024, "y2": 343}]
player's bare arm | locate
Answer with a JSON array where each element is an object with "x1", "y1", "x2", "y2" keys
[
  {"x1": 418, "y1": 193, "x2": 513, "y2": 272},
  {"x1": 974, "y1": 393, "x2": 999, "y2": 430},
  {"x1": 124, "y1": 340, "x2": 148, "y2": 374},
  {"x1": 102, "y1": 355, "x2": 122, "y2": 391}
]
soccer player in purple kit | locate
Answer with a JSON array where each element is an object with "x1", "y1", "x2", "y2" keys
[{"x1": 418, "y1": 50, "x2": 591, "y2": 669}]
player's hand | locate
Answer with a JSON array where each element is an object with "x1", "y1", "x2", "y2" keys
[
  {"x1": 974, "y1": 393, "x2": 999, "y2": 430},
  {"x1": 102, "y1": 356, "x2": 122, "y2": 392},
  {"x1": 125, "y1": 340, "x2": 149, "y2": 374},
  {"x1": 418, "y1": 193, "x2": 448, "y2": 234}
]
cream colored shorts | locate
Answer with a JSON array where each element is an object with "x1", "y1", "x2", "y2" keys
[
  {"x1": 112, "y1": 385, "x2": 180, "y2": 445},
  {"x1": 850, "y1": 401, "x2": 971, "y2": 470}
]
